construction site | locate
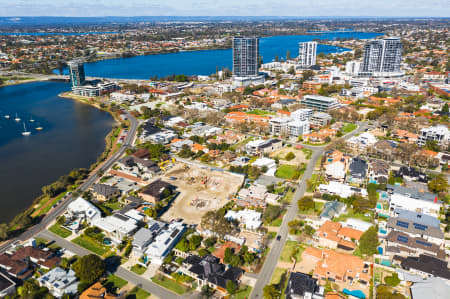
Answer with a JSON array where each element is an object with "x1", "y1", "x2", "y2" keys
[{"x1": 160, "y1": 162, "x2": 244, "y2": 225}]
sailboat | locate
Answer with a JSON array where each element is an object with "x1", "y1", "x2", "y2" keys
[
  {"x1": 29, "y1": 117, "x2": 35, "y2": 122},
  {"x1": 14, "y1": 113, "x2": 20, "y2": 122},
  {"x1": 22, "y1": 123, "x2": 31, "y2": 136},
  {"x1": 4, "y1": 114, "x2": 10, "y2": 119}
]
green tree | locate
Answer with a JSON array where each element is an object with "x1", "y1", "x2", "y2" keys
[
  {"x1": 384, "y1": 273, "x2": 401, "y2": 287},
  {"x1": 226, "y1": 280, "x2": 237, "y2": 295},
  {"x1": 297, "y1": 196, "x2": 315, "y2": 211},
  {"x1": 0, "y1": 223, "x2": 8, "y2": 240},
  {"x1": 263, "y1": 284, "x2": 281, "y2": 299},
  {"x1": 442, "y1": 103, "x2": 449, "y2": 113},
  {"x1": 72, "y1": 254, "x2": 105, "y2": 285},
  {"x1": 428, "y1": 174, "x2": 449, "y2": 193},
  {"x1": 285, "y1": 152, "x2": 296, "y2": 161},
  {"x1": 175, "y1": 238, "x2": 190, "y2": 252},
  {"x1": 358, "y1": 226, "x2": 379, "y2": 256}
]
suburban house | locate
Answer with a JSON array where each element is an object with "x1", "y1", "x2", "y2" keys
[
  {"x1": 37, "y1": 267, "x2": 79, "y2": 298},
  {"x1": 318, "y1": 181, "x2": 367, "y2": 198},
  {"x1": 91, "y1": 183, "x2": 121, "y2": 201},
  {"x1": 387, "y1": 185, "x2": 442, "y2": 217},
  {"x1": 179, "y1": 255, "x2": 243, "y2": 293},
  {"x1": 409, "y1": 277, "x2": 450, "y2": 299},
  {"x1": 118, "y1": 156, "x2": 160, "y2": 177},
  {"x1": 80, "y1": 282, "x2": 117, "y2": 299},
  {"x1": 385, "y1": 230, "x2": 446, "y2": 259},
  {"x1": 346, "y1": 132, "x2": 377, "y2": 152},
  {"x1": 368, "y1": 160, "x2": 389, "y2": 184},
  {"x1": 319, "y1": 201, "x2": 346, "y2": 221},
  {"x1": 401, "y1": 255, "x2": 450, "y2": 281},
  {"x1": 66, "y1": 197, "x2": 101, "y2": 225},
  {"x1": 92, "y1": 213, "x2": 138, "y2": 243},
  {"x1": 245, "y1": 139, "x2": 283, "y2": 156},
  {"x1": 284, "y1": 272, "x2": 324, "y2": 299},
  {"x1": 347, "y1": 158, "x2": 368, "y2": 185},
  {"x1": 235, "y1": 184, "x2": 279, "y2": 208},
  {"x1": 394, "y1": 167, "x2": 428, "y2": 183},
  {"x1": 387, "y1": 209, "x2": 444, "y2": 246},
  {"x1": 325, "y1": 162, "x2": 346, "y2": 182},
  {"x1": 138, "y1": 179, "x2": 174, "y2": 205},
  {"x1": 212, "y1": 241, "x2": 241, "y2": 263},
  {"x1": 314, "y1": 221, "x2": 364, "y2": 251},
  {"x1": 132, "y1": 219, "x2": 165, "y2": 254},
  {"x1": 225, "y1": 209, "x2": 262, "y2": 230},
  {"x1": 144, "y1": 221, "x2": 186, "y2": 265},
  {"x1": 0, "y1": 272, "x2": 16, "y2": 298},
  {"x1": 303, "y1": 248, "x2": 371, "y2": 287},
  {"x1": 0, "y1": 253, "x2": 32, "y2": 279},
  {"x1": 13, "y1": 246, "x2": 60, "y2": 270}
]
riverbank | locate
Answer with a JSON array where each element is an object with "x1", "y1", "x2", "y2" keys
[{"x1": 0, "y1": 87, "x2": 120, "y2": 241}]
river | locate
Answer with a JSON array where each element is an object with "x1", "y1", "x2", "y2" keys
[
  {"x1": 57, "y1": 31, "x2": 383, "y2": 79},
  {"x1": 0, "y1": 81, "x2": 114, "y2": 222}
]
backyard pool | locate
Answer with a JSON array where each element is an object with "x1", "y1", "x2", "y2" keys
[{"x1": 343, "y1": 289, "x2": 366, "y2": 299}]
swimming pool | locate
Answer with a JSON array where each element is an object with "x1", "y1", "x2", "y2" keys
[{"x1": 343, "y1": 288, "x2": 366, "y2": 298}]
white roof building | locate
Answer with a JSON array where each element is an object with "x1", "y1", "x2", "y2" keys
[
  {"x1": 319, "y1": 181, "x2": 367, "y2": 198},
  {"x1": 145, "y1": 221, "x2": 186, "y2": 265},
  {"x1": 340, "y1": 218, "x2": 372, "y2": 232},
  {"x1": 347, "y1": 132, "x2": 377, "y2": 150},
  {"x1": 66, "y1": 197, "x2": 101, "y2": 223},
  {"x1": 389, "y1": 193, "x2": 441, "y2": 218},
  {"x1": 225, "y1": 209, "x2": 262, "y2": 230},
  {"x1": 37, "y1": 267, "x2": 78, "y2": 298},
  {"x1": 325, "y1": 161, "x2": 346, "y2": 181},
  {"x1": 92, "y1": 213, "x2": 138, "y2": 243}
]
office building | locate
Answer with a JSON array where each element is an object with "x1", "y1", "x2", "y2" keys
[
  {"x1": 232, "y1": 37, "x2": 259, "y2": 77},
  {"x1": 361, "y1": 37, "x2": 402, "y2": 74},
  {"x1": 291, "y1": 108, "x2": 313, "y2": 121},
  {"x1": 301, "y1": 95, "x2": 339, "y2": 112},
  {"x1": 298, "y1": 41, "x2": 317, "y2": 67},
  {"x1": 68, "y1": 60, "x2": 86, "y2": 87},
  {"x1": 345, "y1": 60, "x2": 362, "y2": 75}
]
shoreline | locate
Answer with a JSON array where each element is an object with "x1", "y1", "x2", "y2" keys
[{"x1": 1, "y1": 89, "x2": 122, "y2": 241}]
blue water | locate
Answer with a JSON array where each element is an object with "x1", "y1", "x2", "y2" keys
[
  {"x1": 343, "y1": 289, "x2": 366, "y2": 299},
  {"x1": 57, "y1": 32, "x2": 383, "y2": 79},
  {"x1": 0, "y1": 32, "x2": 120, "y2": 36},
  {"x1": 0, "y1": 81, "x2": 113, "y2": 222}
]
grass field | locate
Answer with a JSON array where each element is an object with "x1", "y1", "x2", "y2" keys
[
  {"x1": 275, "y1": 165, "x2": 302, "y2": 180},
  {"x1": 231, "y1": 285, "x2": 253, "y2": 299},
  {"x1": 103, "y1": 200, "x2": 123, "y2": 211},
  {"x1": 334, "y1": 209, "x2": 373, "y2": 223},
  {"x1": 280, "y1": 241, "x2": 304, "y2": 263},
  {"x1": 72, "y1": 235, "x2": 110, "y2": 256},
  {"x1": 341, "y1": 123, "x2": 357, "y2": 134},
  {"x1": 126, "y1": 287, "x2": 150, "y2": 299},
  {"x1": 270, "y1": 268, "x2": 287, "y2": 284},
  {"x1": 48, "y1": 224, "x2": 72, "y2": 238},
  {"x1": 270, "y1": 217, "x2": 283, "y2": 227},
  {"x1": 130, "y1": 264, "x2": 147, "y2": 275},
  {"x1": 246, "y1": 109, "x2": 275, "y2": 116},
  {"x1": 151, "y1": 275, "x2": 190, "y2": 295}
]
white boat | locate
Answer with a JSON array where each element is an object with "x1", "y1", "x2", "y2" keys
[
  {"x1": 35, "y1": 125, "x2": 43, "y2": 131},
  {"x1": 30, "y1": 117, "x2": 35, "y2": 122},
  {"x1": 14, "y1": 113, "x2": 20, "y2": 122},
  {"x1": 4, "y1": 115, "x2": 10, "y2": 119},
  {"x1": 22, "y1": 123, "x2": 31, "y2": 136}
]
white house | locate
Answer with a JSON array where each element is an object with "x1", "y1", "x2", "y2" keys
[
  {"x1": 225, "y1": 209, "x2": 262, "y2": 230},
  {"x1": 37, "y1": 267, "x2": 78, "y2": 298},
  {"x1": 145, "y1": 221, "x2": 186, "y2": 265},
  {"x1": 318, "y1": 181, "x2": 367, "y2": 198},
  {"x1": 66, "y1": 197, "x2": 101, "y2": 225},
  {"x1": 92, "y1": 213, "x2": 138, "y2": 243}
]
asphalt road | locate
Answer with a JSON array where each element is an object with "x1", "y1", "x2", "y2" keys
[
  {"x1": 38, "y1": 230, "x2": 182, "y2": 299},
  {"x1": 249, "y1": 123, "x2": 368, "y2": 299},
  {"x1": 0, "y1": 111, "x2": 138, "y2": 254}
]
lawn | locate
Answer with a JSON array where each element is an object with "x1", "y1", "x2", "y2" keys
[
  {"x1": 106, "y1": 275, "x2": 128, "y2": 292},
  {"x1": 275, "y1": 165, "x2": 302, "y2": 180},
  {"x1": 306, "y1": 173, "x2": 326, "y2": 193},
  {"x1": 130, "y1": 264, "x2": 147, "y2": 275},
  {"x1": 270, "y1": 268, "x2": 287, "y2": 284},
  {"x1": 72, "y1": 235, "x2": 110, "y2": 256},
  {"x1": 103, "y1": 200, "x2": 123, "y2": 211},
  {"x1": 151, "y1": 275, "x2": 190, "y2": 295},
  {"x1": 301, "y1": 148, "x2": 313, "y2": 160},
  {"x1": 126, "y1": 287, "x2": 150, "y2": 299},
  {"x1": 231, "y1": 285, "x2": 252, "y2": 299},
  {"x1": 231, "y1": 137, "x2": 253, "y2": 151},
  {"x1": 282, "y1": 189, "x2": 295, "y2": 204},
  {"x1": 341, "y1": 123, "x2": 357, "y2": 134},
  {"x1": 48, "y1": 223, "x2": 72, "y2": 238},
  {"x1": 270, "y1": 217, "x2": 283, "y2": 227},
  {"x1": 333, "y1": 209, "x2": 373, "y2": 223},
  {"x1": 246, "y1": 109, "x2": 275, "y2": 116},
  {"x1": 280, "y1": 241, "x2": 298, "y2": 262}
]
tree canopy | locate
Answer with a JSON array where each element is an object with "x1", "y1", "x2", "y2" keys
[
  {"x1": 358, "y1": 226, "x2": 379, "y2": 256},
  {"x1": 72, "y1": 254, "x2": 105, "y2": 285}
]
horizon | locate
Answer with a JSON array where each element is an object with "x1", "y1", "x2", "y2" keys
[{"x1": 0, "y1": 0, "x2": 449, "y2": 18}]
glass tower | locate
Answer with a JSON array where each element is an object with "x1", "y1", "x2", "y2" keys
[
  {"x1": 68, "y1": 60, "x2": 86, "y2": 87},
  {"x1": 232, "y1": 37, "x2": 259, "y2": 77},
  {"x1": 362, "y1": 37, "x2": 402, "y2": 74}
]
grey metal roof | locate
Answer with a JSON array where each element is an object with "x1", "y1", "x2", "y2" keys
[{"x1": 393, "y1": 209, "x2": 441, "y2": 228}]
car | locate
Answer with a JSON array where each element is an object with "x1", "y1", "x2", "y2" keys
[{"x1": 276, "y1": 235, "x2": 281, "y2": 241}]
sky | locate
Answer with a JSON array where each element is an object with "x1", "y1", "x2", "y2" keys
[{"x1": 0, "y1": 0, "x2": 448, "y2": 17}]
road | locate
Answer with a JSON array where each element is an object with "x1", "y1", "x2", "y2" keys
[
  {"x1": 249, "y1": 123, "x2": 369, "y2": 299},
  {"x1": 0, "y1": 111, "x2": 139, "y2": 254},
  {"x1": 38, "y1": 230, "x2": 182, "y2": 299}
]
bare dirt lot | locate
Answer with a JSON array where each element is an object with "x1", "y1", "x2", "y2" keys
[
  {"x1": 160, "y1": 163, "x2": 244, "y2": 225},
  {"x1": 270, "y1": 147, "x2": 308, "y2": 165}
]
